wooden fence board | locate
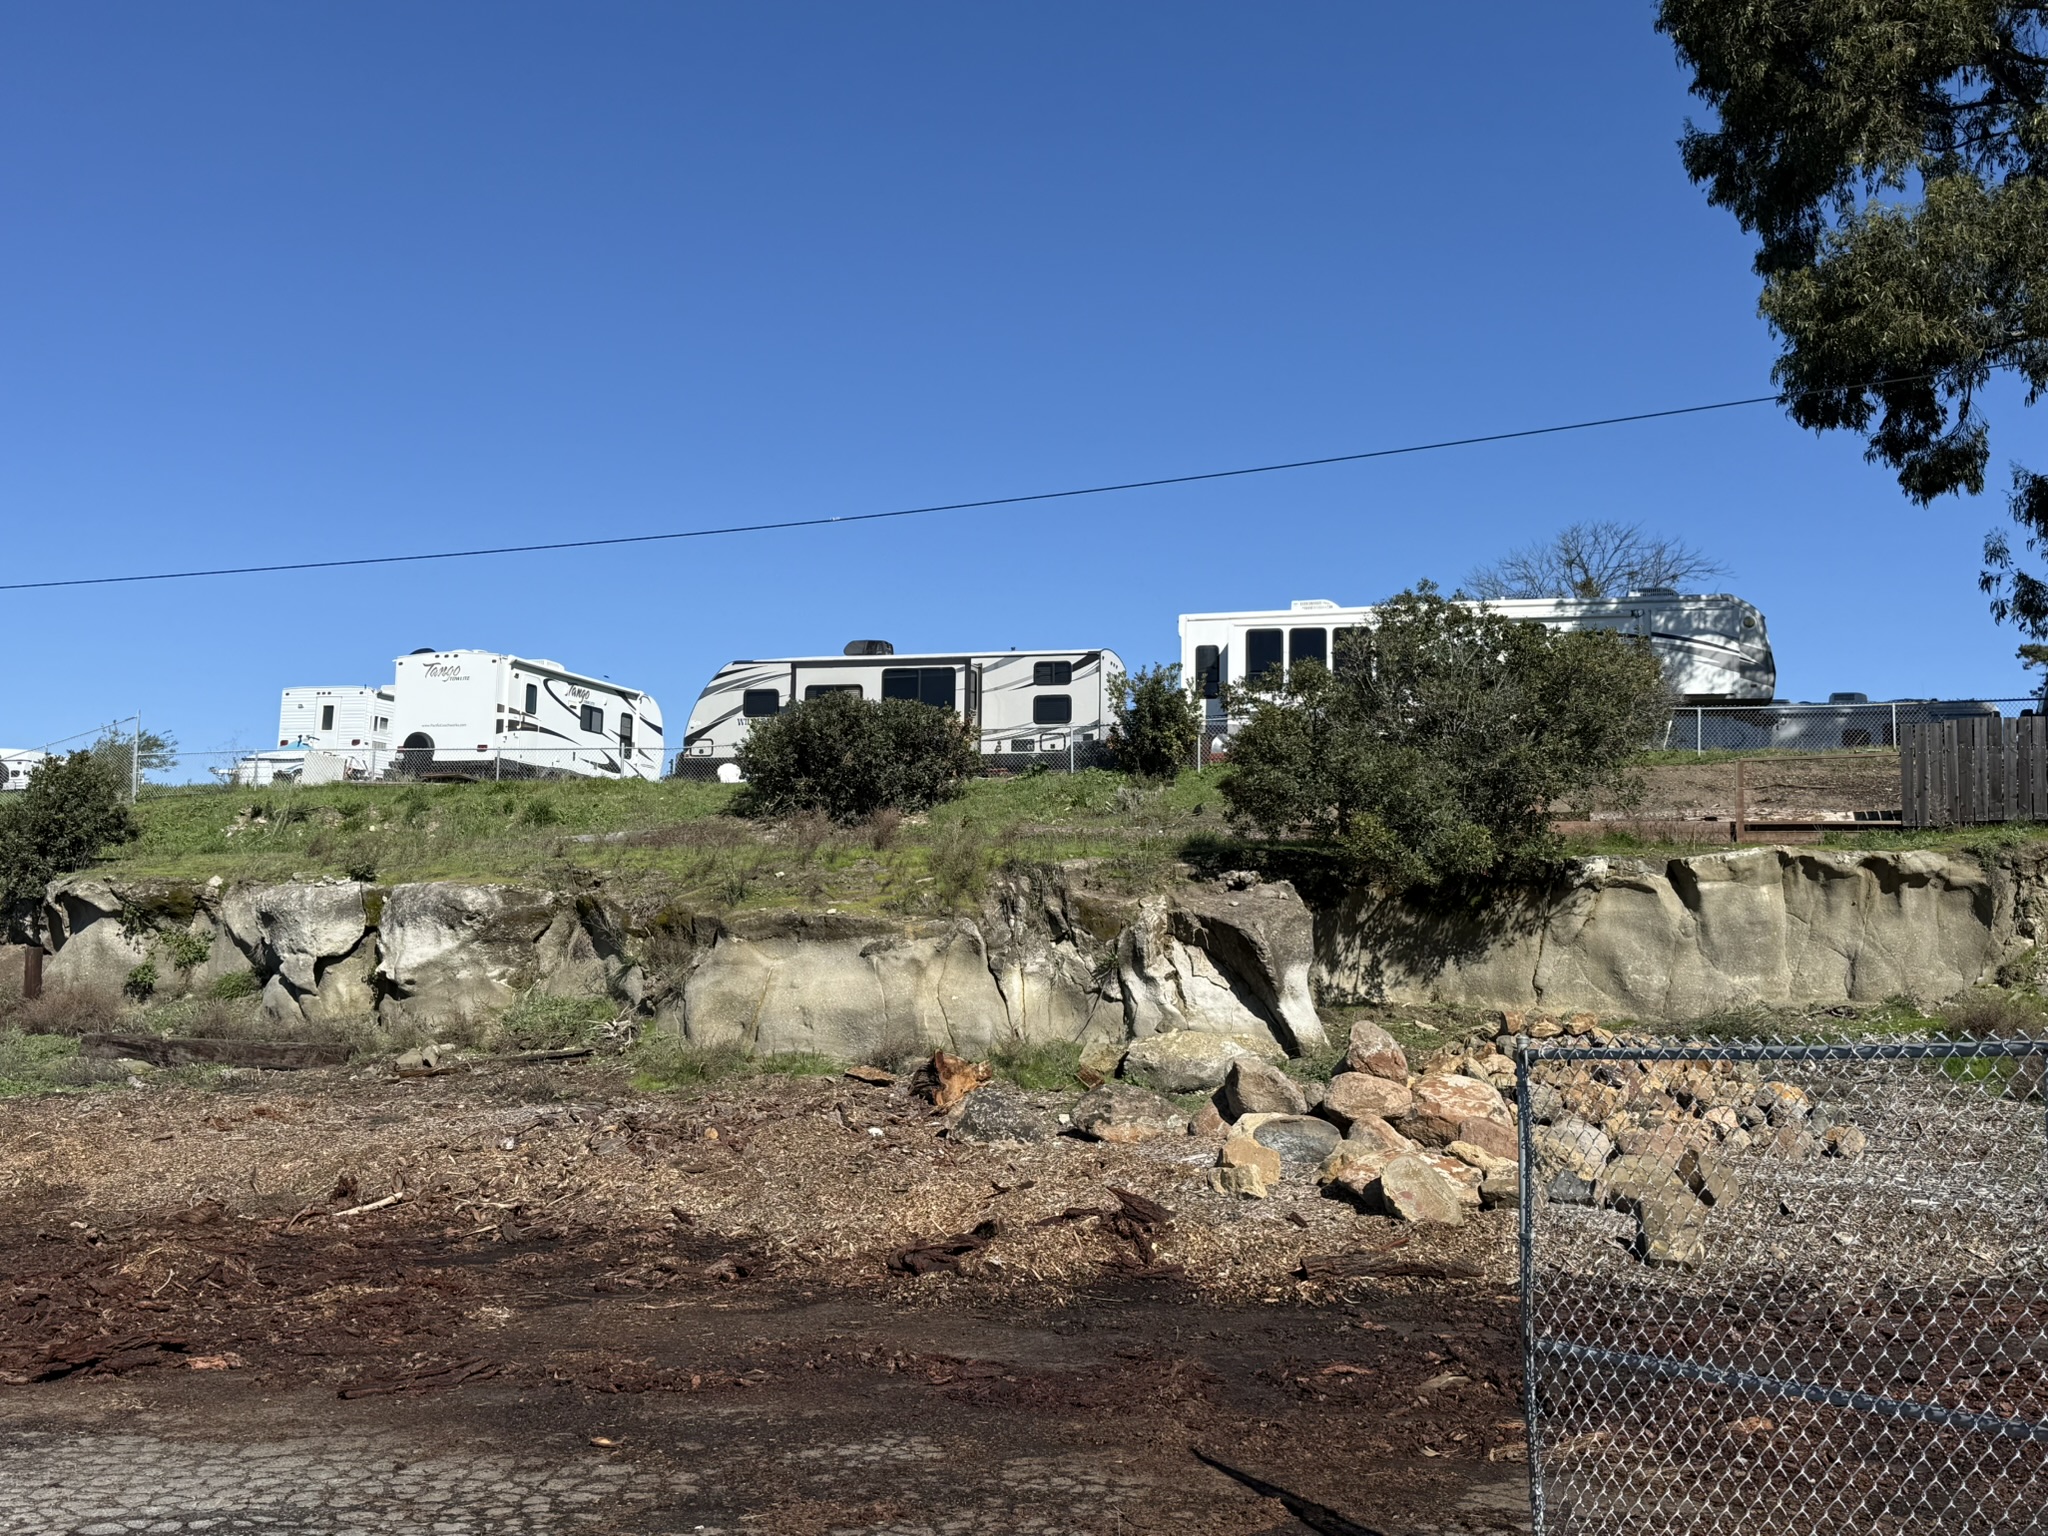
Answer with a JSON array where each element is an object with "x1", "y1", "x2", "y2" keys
[{"x1": 1903, "y1": 715, "x2": 2048, "y2": 828}]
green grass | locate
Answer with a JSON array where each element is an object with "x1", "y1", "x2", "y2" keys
[
  {"x1": 0, "y1": 1031, "x2": 129, "y2": 1097},
  {"x1": 989, "y1": 1039, "x2": 1087, "y2": 1091},
  {"x1": 101, "y1": 769, "x2": 1240, "y2": 912},
  {"x1": 497, "y1": 993, "x2": 617, "y2": 1053},
  {"x1": 629, "y1": 1035, "x2": 841, "y2": 1091}
]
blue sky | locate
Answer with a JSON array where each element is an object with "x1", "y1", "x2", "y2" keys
[{"x1": 4, "y1": 4, "x2": 2040, "y2": 773}]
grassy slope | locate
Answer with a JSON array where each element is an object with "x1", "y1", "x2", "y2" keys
[
  {"x1": 104, "y1": 770, "x2": 1226, "y2": 912},
  {"x1": 95, "y1": 759, "x2": 2048, "y2": 914}
]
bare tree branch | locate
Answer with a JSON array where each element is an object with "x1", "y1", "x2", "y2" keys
[{"x1": 1465, "y1": 520, "x2": 1728, "y2": 600}]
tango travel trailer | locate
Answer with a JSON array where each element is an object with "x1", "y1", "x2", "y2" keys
[
  {"x1": 0, "y1": 750, "x2": 48, "y2": 792},
  {"x1": 1180, "y1": 592, "x2": 1776, "y2": 732},
  {"x1": 681, "y1": 642, "x2": 1123, "y2": 764},
  {"x1": 387, "y1": 650, "x2": 664, "y2": 781}
]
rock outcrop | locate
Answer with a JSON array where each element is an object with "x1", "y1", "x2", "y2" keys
[
  {"x1": 676, "y1": 912, "x2": 1010, "y2": 1064},
  {"x1": 1316, "y1": 847, "x2": 2029, "y2": 1021}
]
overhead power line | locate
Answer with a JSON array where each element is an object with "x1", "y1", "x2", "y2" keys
[{"x1": 3, "y1": 389, "x2": 1795, "y2": 593}]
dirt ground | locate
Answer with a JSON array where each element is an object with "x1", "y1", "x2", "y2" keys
[
  {"x1": 0, "y1": 1059, "x2": 1532, "y2": 1535},
  {"x1": 1621, "y1": 753, "x2": 1902, "y2": 824}
]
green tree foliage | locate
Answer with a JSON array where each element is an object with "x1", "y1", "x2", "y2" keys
[
  {"x1": 0, "y1": 752, "x2": 139, "y2": 932},
  {"x1": 89, "y1": 723, "x2": 178, "y2": 786},
  {"x1": 1109, "y1": 664, "x2": 1201, "y2": 780},
  {"x1": 1657, "y1": 3, "x2": 2048, "y2": 636},
  {"x1": 732, "y1": 691, "x2": 981, "y2": 823},
  {"x1": 1218, "y1": 586, "x2": 1669, "y2": 888}
]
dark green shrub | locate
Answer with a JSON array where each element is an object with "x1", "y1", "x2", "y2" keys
[
  {"x1": 124, "y1": 962, "x2": 158, "y2": 1000},
  {"x1": 1220, "y1": 583, "x2": 1668, "y2": 887},
  {"x1": 0, "y1": 752, "x2": 137, "y2": 931},
  {"x1": 733, "y1": 692, "x2": 980, "y2": 823},
  {"x1": 1109, "y1": 663, "x2": 1201, "y2": 780}
]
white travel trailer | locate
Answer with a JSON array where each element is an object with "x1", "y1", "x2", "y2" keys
[
  {"x1": 0, "y1": 750, "x2": 48, "y2": 792},
  {"x1": 1179, "y1": 592, "x2": 1776, "y2": 727},
  {"x1": 681, "y1": 642, "x2": 1124, "y2": 762},
  {"x1": 214, "y1": 685, "x2": 395, "y2": 785},
  {"x1": 386, "y1": 649, "x2": 664, "y2": 781}
]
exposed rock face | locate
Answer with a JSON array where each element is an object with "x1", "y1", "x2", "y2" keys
[
  {"x1": 220, "y1": 883, "x2": 369, "y2": 993},
  {"x1": 1316, "y1": 847, "x2": 2026, "y2": 1021},
  {"x1": 1167, "y1": 882, "x2": 1327, "y2": 1054},
  {"x1": 679, "y1": 913, "x2": 1010, "y2": 1064},
  {"x1": 375, "y1": 883, "x2": 560, "y2": 1031},
  {"x1": 979, "y1": 867, "x2": 1125, "y2": 1047},
  {"x1": 1116, "y1": 880, "x2": 1326, "y2": 1053}
]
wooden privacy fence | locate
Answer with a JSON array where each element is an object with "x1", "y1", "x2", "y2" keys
[{"x1": 1901, "y1": 713, "x2": 2048, "y2": 828}]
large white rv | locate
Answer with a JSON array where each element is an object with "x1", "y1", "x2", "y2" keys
[
  {"x1": 386, "y1": 649, "x2": 664, "y2": 781},
  {"x1": 0, "y1": 750, "x2": 48, "y2": 792},
  {"x1": 214, "y1": 685, "x2": 394, "y2": 785},
  {"x1": 1179, "y1": 593, "x2": 1775, "y2": 727},
  {"x1": 681, "y1": 642, "x2": 1124, "y2": 762}
]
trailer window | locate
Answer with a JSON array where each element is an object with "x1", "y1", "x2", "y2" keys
[
  {"x1": 1193, "y1": 645, "x2": 1220, "y2": 699},
  {"x1": 1033, "y1": 694, "x2": 1072, "y2": 725},
  {"x1": 1333, "y1": 627, "x2": 1369, "y2": 673},
  {"x1": 320, "y1": 705, "x2": 335, "y2": 732},
  {"x1": 524, "y1": 684, "x2": 538, "y2": 714},
  {"x1": 882, "y1": 668, "x2": 956, "y2": 710},
  {"x1": 1033, "y1": 660, "x2": 1072, "y2": 687},
  {"x1": 619, "y1": 714, "x2": 635, "y2": 750},
  {"x1": 742, "y1": 689, "x2": 781, "y2": 718},
  {"x1": 1289, "y1": 628, "x2": 1327, "y2": 669},
  {"x1": 804, "y1": 684, "x2": 863, "y2": 700},
  {"x1": 580, "y1": 704, "x2": 604, "y2": 734},
  {"x1": 1245, "y1": 629, "x2": 1283, "y2": 684}
]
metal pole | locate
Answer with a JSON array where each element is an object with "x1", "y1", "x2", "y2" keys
[
  {"x1": 132, "y1": 712, "x2": 141, "y2": 804},
  {"x1": 1068, "y1": 738, "x2": 1075, "y2": 775},
  {"x1": 1516, "y1": 1043, "x2": 1545, "y2": 1536},
  {"x1": 1696, "y1": 706, "x2": 1703, "y2": 756},
  {"x1": 23, "y1": 945, "x2": 41, "y2": 1002},
  {"x1": 1734, "y1": 758, "x2": 1746, "y2": 843},
  {"x1": 1891, "y1": 701, "x2": 1898, "y2": 748}
]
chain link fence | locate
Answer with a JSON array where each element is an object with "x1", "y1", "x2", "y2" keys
[
  {"x1": 1516, "y1": 1031, "x2": 2048, "y2": 1535},
  {"x1": 1659, "y1": 698, "x2": 2036, "y2": 754}
]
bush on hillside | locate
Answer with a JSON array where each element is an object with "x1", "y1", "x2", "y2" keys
[
  {"x1": 1219, "y1": 583, "x2": 1668, "y2": 888},
  {"x1": 1108, "y1": 663, "x2": 1201, "y2": 780},
  {"x1": 732, "y1": 691, "x2": 981, "y2": 823},
  {"x1": 0, "y1": 752, "x2": 137, "y2": 938}
]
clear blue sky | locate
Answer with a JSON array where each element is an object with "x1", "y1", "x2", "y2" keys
[{"x1": 4, "y1": 4, "x2": 2040, "y2": 771}]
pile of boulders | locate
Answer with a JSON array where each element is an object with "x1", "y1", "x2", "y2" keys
[
  {"x1": 1504, "y1": 1011, "x2": 1868, "y2": 1269},
  {"x1": 1185, "y1": 1021, "x2": 1522, "y2": 1226}
]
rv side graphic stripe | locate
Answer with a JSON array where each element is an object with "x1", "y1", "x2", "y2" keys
[{"x1": 2, "y1": 387, "x2": 1888, "y2": 592}]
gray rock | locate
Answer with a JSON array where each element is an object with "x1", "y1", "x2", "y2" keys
[
  {"x1": 1547, "y1": 1169, "x2": 1598, "y2": 1206},
  {"x1": 1314, "y1": 847, "x2": 2020, "y2": 1022},
  {"x1": 42, "y1": 916, "x2": 151, "y2": 997},
  {"x1": 947, "y1": 1083, "x2": 1057, "y2": 1144},
  {"x1": 1071, "y1": 1083, "x2": 1187, "y2": 1143},
  {"x1": 375, "y1": 883, "x2": 559, "y2": 1031},
  {"x1": 1115, "y1": 901, "x2": 1290, "y2": 1052},
  {"x1": 1249, "y1": 1115, "x2": 1343, "y2": 1171},
  {"x1": 1479, "y1": 1167, "x2": 1521, "y2": 1210},
  {"x1": 680, "y1": 912, "x2": 1011, "y2": 1063},
  {"x1": 1119, "y1": 1031, "x2": 1262, "y2": 1093},
  {"x1": 1637, "y1": 1197, "x2": 1707, "y2": 1269},
  {"x1": 302, "y1": 938, "x2": 378, "y2": 1025},
  {"x1": 221, "y1": 882, "x2": 370, "y2": 993},
  {"x1": 1220, "y1": 1057, "x2": 1307, "y2": 1120},
  {"x1": 1531, "y1": 1118, "x2": 1613, "y2": 1180},
  {"x1": 1597, "y1": 1154, "x2": 1695, "y2": 1222},
  {"x1": 1372, "y1": 1153, "x2": 1468, "y2": 1226},
  {"x1": 1167, "y1": 881, "x2": 1328, "y2": 1054}
]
